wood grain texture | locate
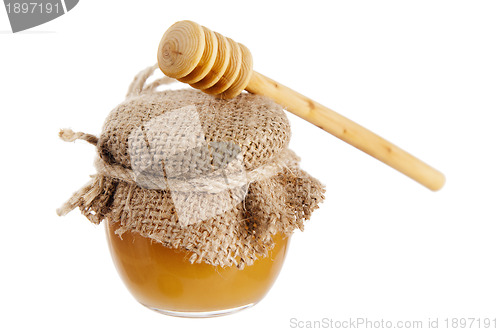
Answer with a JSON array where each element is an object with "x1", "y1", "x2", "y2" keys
[{"x1": 158, "y1": 21, "x2": 205, "y2": 79}]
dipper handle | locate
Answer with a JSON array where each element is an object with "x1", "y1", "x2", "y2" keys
[{"x1": 158, "y1": 20, "x2": 445, "y2": 191}]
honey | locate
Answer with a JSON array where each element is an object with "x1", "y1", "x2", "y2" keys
[
  {"x1": 105, "y1": 220, "x2": 290, "y2": 317},
  {"x1": 57, "y1": 63, "x2": 325, "y2": 317}
]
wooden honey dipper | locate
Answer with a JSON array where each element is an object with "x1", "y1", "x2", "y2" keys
[{"x1": 157, "y1": 20, "x2": 445, "y2": 191}]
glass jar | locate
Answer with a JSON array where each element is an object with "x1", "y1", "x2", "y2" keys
[{"x1": 105, "y1": 219, "x2": 290, "y2": 317}]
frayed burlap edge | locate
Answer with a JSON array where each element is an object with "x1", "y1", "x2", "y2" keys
[{"x1": 57, "y1": 134, "x2": 325, "y2": 269}]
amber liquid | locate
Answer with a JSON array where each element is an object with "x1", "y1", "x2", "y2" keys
[{"x1": 105, "y1": 220, "x2": 289, "y2": 314}]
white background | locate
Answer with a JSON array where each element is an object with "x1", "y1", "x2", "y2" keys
[{"x1": 1, "y1": 1, "x2": 499, "y2": 331}]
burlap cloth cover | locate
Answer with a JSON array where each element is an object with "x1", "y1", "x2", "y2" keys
[{"x1": 58, "y1": 65, "x2": 325, "y2": 269}]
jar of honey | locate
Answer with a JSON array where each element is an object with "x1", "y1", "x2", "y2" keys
[
  {"x1": 57, "y1": 65, "x2": 324, "y2": 317},
  {"x1": 105, "y1": 219, "x2": 290, "y2": 317}
]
